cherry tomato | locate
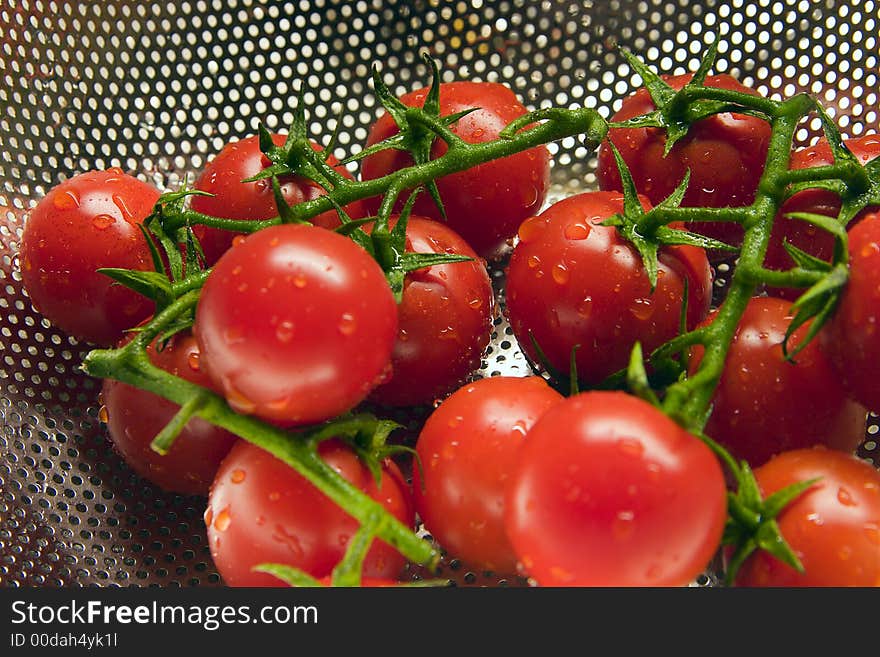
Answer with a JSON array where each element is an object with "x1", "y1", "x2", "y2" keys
[
  {"x1": 359, "y1": 81, "x2": 551, "y2": 259},
  {"x1": 101, "y1": 330, "x2": 237, "y2": 496},
  {"x1": 597, "y1": 73, "x2": 771, "y2": 252},
  {"x1": 206, "y1": 439, "x2": 414, "y2": 586},
  {"x1": 735, "y1": 447, "x2": 880, "y2": 587},
  {"x1": 413, "y1": 376, "x2": 563, "y2": 574},
  {"x1": 367, "y1": 216, "x2": 494, "y2": 407},
  {"x1": 821, "y1": 211, "x2": 880, "y2": 412},
  {"x1": 192, "y1": 133, "x2": 366, "y2": 264},
  {"x1": 505, "y1": 391, "x2": 727, "y2": 587},
  {"x1": 692, "y1": 296, "x2": 866, "y2": 467},
  {"x1": 19, "y1": 168, "x2": 160, "y2": 345},
  {"x1": 765, "y1": 133, "x2": 880, "y2": 299},
  {"x1": 505, "y1": 191, "x2": 712, "y2": 385},
  {"x1": 193, "y1": 223, "x2": 397, "y2": 426}
]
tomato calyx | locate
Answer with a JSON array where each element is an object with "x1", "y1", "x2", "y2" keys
[
  {"x1": 613, "y1": 42, "x2": 774, "y2": 154},
  {"x1": 703, "y1": 435, "x2": 819, "y2": 586}
]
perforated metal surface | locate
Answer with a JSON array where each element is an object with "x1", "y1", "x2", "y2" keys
[{"x1": 2, "y1": 0, "x2": 878, "y2": 588}]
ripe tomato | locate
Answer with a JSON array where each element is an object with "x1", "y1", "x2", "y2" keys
[
  {"x1": 505, "y1": 191, "x2": 712, "y2": 385},
  {"x1": 765, "y1": 133, "x2": 880, "y2": 299},
  {"x1": 101, "y1": 330, "x2": 237, "y2": 496},
  {"x1": 692, "y1": 296, "x2": 866, "y2": 468},
  {"x1": 19, "y1": 168, "x2": 160, "y2": 346},
  {"x1": 735, "y1": 447, "x2": 880, "y2": 587},
  {"x1": 821, "y1": 211, "x2": 880, "y2": 412},
  {"x1": 192, "y1": 133, "x2": 366, "y2": 264},
  {"x1": 367, "y1": 216, "x2": 494, "y2": 407},
  {"x1": 206, "y1": 439, "x2": 414, "y2": 586},
  {"x1": 412, "y1": 376, "x2": 563, "y2": 574},
  {"x1": 359, "y1": 81, "x2": 551, "y2": 259},
  {"x1": 193, "y1": 223, "x2": 397, "y2": 426},
  {"x1": 596, "y1": 73, "x2": 771, "y2": 252},
  {"x1": 505, "y1": 391, "x2": 727, "y2": 587}
]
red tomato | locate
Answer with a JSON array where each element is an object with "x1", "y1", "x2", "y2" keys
[
  {"x1": 765, "y1": 133, "x2": 880, "y2": 299},
  {"x1": 735, "y1": 447, "x2": 880, "y2": 587},
  {"x1": 206, "y1": 439, "x2": 414, "y2": 586},
  {"x1": 367, "y1": 216, "x2": 494, "y2": 407},
  {"x1": 101, "y1": 330, "x2": 237, "y2": 496},
  {"x1": 505, "y1": 391, "x2": 727, "y2": 587},
  {"x1": 505, "y1": 191, "x2": 712, "y2": 385},
  {"x1": 413, "y1": 376, "x2": 563, "y2": 574},
  {"x1": 19, "y1": 168, "x2": 160, "y2": 345},
  {"x1": 692, "y1": 296, "x2": 866, "y2": 468},
  {"x1": 193, "y1": 224, "x2": 397, "y2": 426},
  {"x1": 821, "y1": 211, "x2": 880, "y2": 412},
  {"x1": 597, "y1": 73, "x2": 771, "y2": 252},
  {"x1": 359, "y1": 81, "x2": 551, "y2": 259},
  {"x1": 192, "y1": 133, "x2": 366, "y2": 264}
]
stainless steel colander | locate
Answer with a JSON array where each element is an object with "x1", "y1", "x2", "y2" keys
[{"x1": 2, "y1": 0, "x2": 878, "y2": 588}]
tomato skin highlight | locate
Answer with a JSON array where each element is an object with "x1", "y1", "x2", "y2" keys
[
  {"x1": 413, "y1": 376, "x2": 563, "y2": 574},
  {"x1": 102, "y1": 331, "x2": 237, "y2": 496},
  {"x1": 735, "y1": 447, "x2": 880, "y2": 587},
  {"x1": 597, "y1": 73, "x2": 771, "y2": 252},
  {"x1": 764, "y1": 133, "x2": 880, "y2": 299},
  {"x1": 360, "y1": 81, "x2": 551, "y2": 259},
  {"x1": 206, "y1": 439, "x2": 414, "y2": 587},
  {"x1": 505, "y1": 191, "x2": 712, "y2": 385},
  {"x1": 192, "y1": 133, "x2": 365, "y2": 264},
  {"x1": 504, "y1": 391, "x2": 727, "y2": 587},
  {"x1": 367, "y1": 216, "x2": 495, "y2": 407},
  {"x1": 693, "y1": 296, "x2": 867, "y2": 468},
  {"x1": 822, "y1": 211, "x2": 880, "y2": 412},
  {"x1": 19, "y1": 169, "x2": 160, "y2": 346},
  {"x1": 194, "y1": 223, "x2": 398, "y2": 426}
]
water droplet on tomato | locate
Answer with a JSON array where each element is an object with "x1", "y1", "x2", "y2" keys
[
  {"x1": 438, "y1": 326, "x2": 459, "y2": 341},
  {"x1": 521, "y1": 186, "x2": 539, "y2": 207},
  {"x1": 53, "y1": 190, "x2": 80, "y2": 209},
  {"x1": 223, "y1": 327, "x2": 245, "y2": 345},
  {"x1": 91, "y1": 214, "x2": 116, "y2": 230},
  {"x1": 837, "y1": 487, "x2": 856, "y2": 506},
  {"x1": 293, "y1": 272, "x2": 307, "y2": 288},
  {"x1": 837, "y1": 545, "x2": 852, "y2": 561},
  {"x1": 276, "y1": 320, "x2": 295, "y2": 343},
  {"x1": 98, "y1": 406, "x2": 109, "y2": 423},
  {"x1": 860, "y1": 242, "x2": 880, "y2": 259},
  {"x1": 338, "y1": 313, "x2": 357, "y2": 336},
  {"x1": 577, "y1": 296, "x2": 593, "y2": 318},
  {"x1": 563, "y1": 222, "x2": 590, "y2": 240},
  {"x1": 612, "y1": 510, "x2": 636, "y2": 541},
  {"x1": 203, "y1": 507, "x2": 213, "y2": 528},
  {"x1": 527, "y1": 254, "x2": 541, "y2": 269},
  {"x1": 448, "y1": 416, "x2": 463, "y2": 429},
  {"x1": 112, "y1": 194, "x2": 134, "y2": 221},
  {"x1": 617, "y1": 438, "x2": 644, "y2": 457},
  {"x1": 231, "y1": 265, "x2": 243, "y2": 276},
  {"x1": 471, "y1": 128, "x2": 485, "y2": 139},
  {"x1": 517, "y1": 216, "x2": 545, "y2": 243},
  {"x1": 629, "y1": 297, "x2": 653, "y2": 320},
  {"x1": 187, "y1": 351, "x2": 200, "y2": 371},
  {"x1": 468, "y1": 296, "x2": 483, "y2": 310},
  {"x1": 552, "y1": 263, "x2": 569, "y2": 285},
  {"x1": 213, "y1": 508, "x2": 231, "y2": 532},
  {"x1": 864, "y1": 523, "x2": 880, "y2": 545},
  {"x1": 511, "y1": 419, "x2": 528, "y2": 437},
  {"x1": 268, "y1": 492, "x2": 281, "y2": 502}
]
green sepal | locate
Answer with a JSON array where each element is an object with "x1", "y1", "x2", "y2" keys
[
  {"x1": 688, "y1": 39, "x2": 720, "y2": 88},
  {"x1": 654, "y1": 225, "x2": 737, "y2": 252},
  {"x1": 782, "y1": 241, "x2": 833, "y2": 273},
  {"x1": 782, "y1": 263, "x2": 848, "y2": 360},
  {"x1": 619, "y1": 47, "x2": 676, "y2": 108},
  {"x1": 625, "y1": 342, "x2": 660, "y2": 407},
  {"x1": 97, "y1": 268, "x2": 173, "y2": 308},
  {"x1": 400, "y1": 252, "x2": 473, "y2": 273},
  {"x1": 839, "y1": 155, "x2": 880, "y2": 226},
  {"x1": 252, "y1": 563, "x2": 324, "y2": 588}
]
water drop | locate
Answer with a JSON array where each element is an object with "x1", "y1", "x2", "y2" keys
[
  {"x1": 91, "y1": 214, "x2": 116, "y2": 230},
  {"x1": 203, "y1": 508, "x2": 213, "y2": 528},
  {"x1": 276, "y1": 320, "x2": 295, "y2": 343},
  {"x1": 837, "y1": 487, "x2": 856, "y2": 507},
  {"x1": 293, "y1": 272, "x2": 308, "y2": 288},
  {"x1": 338, "y1": 313, "x2": 357, "y2": 336},
  {"x1": 612, "y1": 510, "x2": 636, "y2": 541},
  {"x1": 187, "y1": 351, "x2": 200, "y2": 371},
  {"x1": 112, "y1": 194, "x2": 134, "y2": 221},
  {"x1": 225, "y1": 385, "x2": 257, "y2": 415},
  {"x1": 213, "y1": 508, "x2": 231, "y2": 532},
  {"x1": 552, "y1": 263, "x2": 570, "y2": 285},
  {"x1": 577, "y1": 296, "x2": 593, "y2": 318},
  {"x1": 98, "y1": 406, "x2": 109, "y2": 423},
  {"x1": 231, "y1": 469, "x2": 246, "y2": 484},
  {"x1": 617, "y1": 438, "x2": 644, "y2": 457},
  {"x1": 629, "y1": 297, "x2": 654, "y2": 320},
  {"x1": 517, "y1": 216, "x2": 545, "y2": 243},
  {"x1": 563, "y1": 222, "x2": 590, "y2": 240},
  {"x1": 527, "y1": 254, "x2": 541, "y2": 269},
  {"x1": 53, "y1": 190, "x2": 79, "y2": 209}
]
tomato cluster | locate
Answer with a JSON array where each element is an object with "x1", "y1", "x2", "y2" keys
[{"x1": 17, "y1": 49, "x2": 880, "y2": 588}]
